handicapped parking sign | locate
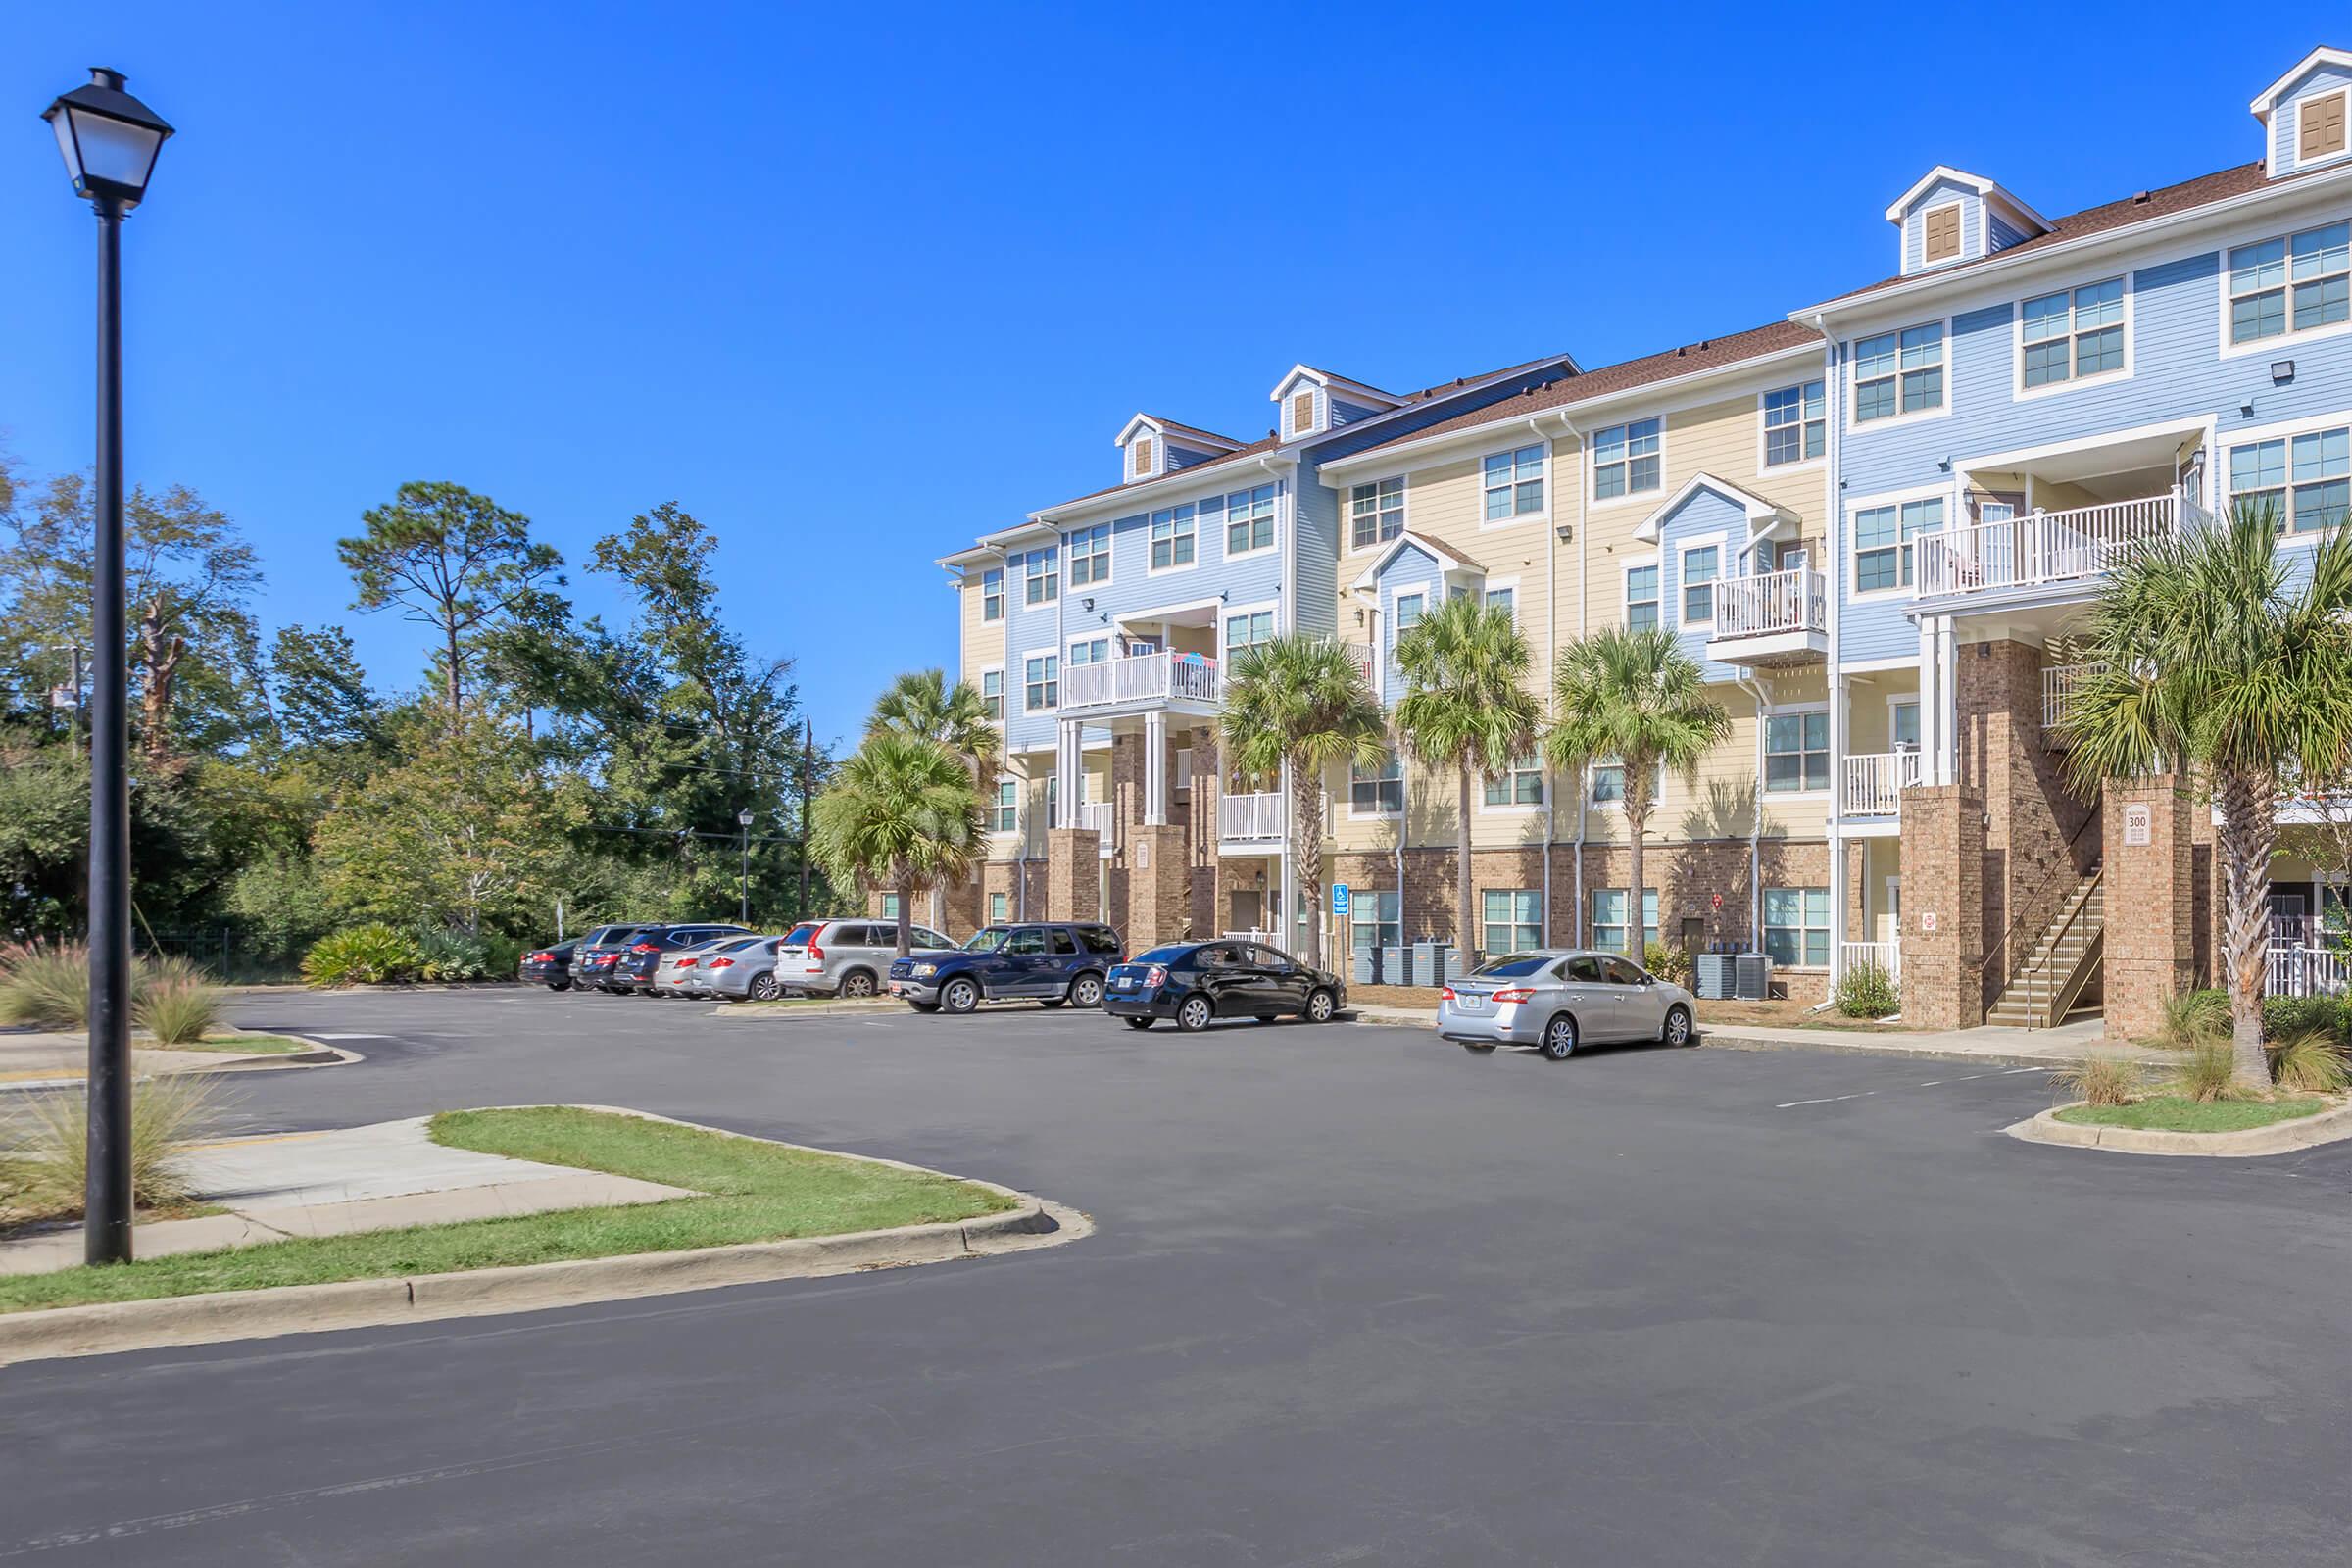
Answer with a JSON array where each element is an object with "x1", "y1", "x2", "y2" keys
[{"x1": 1331, "y1": 883, "x2": 1350, "y2": 917}]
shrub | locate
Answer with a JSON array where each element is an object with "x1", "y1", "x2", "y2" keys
[
  {"x1": 1834, "y1": 960, "x2": 1900, "y2": 1019},
  {"x1": 301, "y1": 924, "x2": 424, "y2": 987},
  {"x1": 2155, "y1": 988, "x2": 2230, "y2": 1051},
  {"x1": 2167, "y1": 1039, "x2": 2244, "y2": 1102},
  {"x1": 2268, "y1": 1030, "x2": 2351, "y2": 1095},
  {"x1": 134, "y1": 972, "x2": 222, "y2": 1045},
  {"x1": 2053, "y1": 1054, "x2": 2141, "y2": 1107},
  {"x1": 0, "y1": 1074, "x2": 224, "y2": 1222},
  {"x1": 2262, "y1": 993, "x2": 2352, "y2": 1045},
  {"x1": 1642, "y1": 942, "x2": 1692, "y2": 988},
  {"x1": 480, "y1": 934, "x2": 526, "y2": 979},
  {"x1": 0, "y1": 941, "x2": 91, "y2": 1029},
  {"x1": 416, "y1": 928, "x2": 491, "y2": 983}
]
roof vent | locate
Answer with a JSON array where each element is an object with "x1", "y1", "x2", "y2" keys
[
  {"x1": 1698, "y1": 339, "x2": 1711, "y2": 351},
  {"x1": 1675, "y1": 346, "x2": 1687, "y2": 357},
  {"x1": 2132, "y1": 190, "x2": 2151, "y2": 204}
]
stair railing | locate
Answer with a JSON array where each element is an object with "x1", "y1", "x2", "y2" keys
[
  {"x1": 1974, "y1": 808, "x2": 2104, "y2": 1013},
  {"x1": 2015, "y1": 870, "x2": 2102, "y2": 1029}
]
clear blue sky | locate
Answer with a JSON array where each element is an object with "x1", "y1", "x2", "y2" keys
[{"x1": 1, "y1": 2, "x2": 2320, "y2": 747}]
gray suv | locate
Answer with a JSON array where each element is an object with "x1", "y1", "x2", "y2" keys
[{"x1": 771, "y1": 917, "x2": 955, "y2": 999}]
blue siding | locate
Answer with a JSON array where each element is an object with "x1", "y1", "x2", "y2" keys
[
  {"x1": 1900, "y1": 178, "x2": 1985, "y2": 274},
  {"x1": 1988, "y1": 211, "x2": 2029, "y2": 253},
  {"x1": 1372, "y1": 544, "x2": 1442, "y2": 701},
  {"x1": 1649, "y1": 485, "x2": 1751, "y2": 682},
  {"x1": 1331, "y1": 394, "x2": 1383, "y2": 427},
  {"x1": 1293, "y1": 473, "x2": 1339, "y2": 641},
  {"x1": 1163, "y1": 438, "x2": 1227, "y2": 472},
  {"x1": 2275, "y1": 63, "x2": 2352, "y2": 174}
]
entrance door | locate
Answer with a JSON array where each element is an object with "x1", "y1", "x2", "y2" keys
[{"x1": 1877, "y1": 876, "x2": 1902, "y2": 945}]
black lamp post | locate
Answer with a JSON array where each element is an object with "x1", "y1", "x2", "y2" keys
[
  {"x1": 737, "y1": 809, "x2": 756, "y2": 926},
  {"x1": 44, "y1": 68, "x2": 172, "y2": 1266}
]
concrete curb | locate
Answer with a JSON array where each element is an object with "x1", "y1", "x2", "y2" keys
[
  {"x1": 2005, "y1": 1099, "x2": 2352, "y2": 1157},
  {"x1": 0, "y1": 1036, "x2": 358, "y2": 1096},
  {"x1": 1699, "y1": 1029, "x2": 2118, "y2": 1069},
  {"x1": 0, "y1": 1106, "x2": 1084, "y2": 1367}
]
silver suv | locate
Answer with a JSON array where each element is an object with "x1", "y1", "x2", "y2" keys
[{"x1": 772, "y1": 917, "x2": 955, "y2": 999}]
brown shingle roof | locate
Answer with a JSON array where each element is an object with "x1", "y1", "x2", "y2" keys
[{"x1": 1145, "y1": 416, "x2": 1246, "y2": 451}]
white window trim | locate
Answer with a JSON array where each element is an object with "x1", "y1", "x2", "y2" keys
[
  {"x1": 1065, "y1": 633, "x2": 1112, "y2": 666},
  {"x1": 1020, "y1": 646, "x2": 1060, "y2": 712},
  {"x1": 2013, "y1": 272, "x2": 2135, "y2": 402},
  {"x1": 1755, "y1": 381, "x2": 1827, "y2": 473},
  {"x1": 1127, "y1": 433, "x2": 1161, "y2": 482},
  {"x1": 1586, "y1": 757, "x2": 1666, "y2": 813},
  {"x1": 1675, "y1": 533, "x2": 1727, "y2": 632},
  {"x1": 1021, "y1": 549, "x2": 1059, "y2": 609},
  {"x1": 1063, "y1": 523, "x2": 1112, "y2": 591},
  {"x1": 1762, "y1": 885, "x2": 1834, "y2": 970},
  {"x1": 2294, "y1": 90, "x2": 2352, "y2": 173},
  {"x1": 1347, "y1": 474, "x2": 1409, "y2": 556},
  {"x1": 1347, "y1": 752, "x2": 1406, "y2": 821},
  {"x1": 1482, "y1": 574, "x2": 1521, "y2": 628},
  {"x1": 1476, "y1": 755, "x2": 1546, "y2": 816},
  {"x1": 976, "y1": 663, "x2": 1005, "y2": 721},
  {"x1": 1586, "y1": 418, "x2": 1663, "y2": 513},
  {"x1": 2222, "y1": 405, "x2": 2352, "y2": 549},
  {"x1": 1888, "y1": 692, "x2": 1921, "y2": 754},
  {"x1": 1846, "y1": 317, "x2": 1954, "y2": 433},
  {"x1": 1146, "y1": 505, "x2": 1200, "y2": 578},
  {"x1": 1620, "y1": 554, "x2": 1662, "y2": 633},
  {"x1": 1844, "y1": 481, "x2": 1952, "y2": 603},
  {"x1": 2216, "y1": 216, "x2": 2352, "y2": 362},
  {"x1": 1285, "y1": 385, "x2": 1322, "y2": 441},
  {"x1": 1761, "y1": 699, "x2": 1832, "y2": 801},
  {"x1": 1479, "y1": 440, "x2": 1551, "y2": 529},
  {"x1": 1220, "y1": 484, "x2": 1282, "y2": 562},
  {"x1": 979, "y1": 568, "x2": 1004, "y2": 622},
  {"x1": 989, "y1": 774, "x2": 1022, "y2": 838},
  {"x1": 1217, "y1": 597, "x2": 1281, "y2": 668},
  {"x1": 1917, "y1": 199, "x2": 1967, "y2": 270}
]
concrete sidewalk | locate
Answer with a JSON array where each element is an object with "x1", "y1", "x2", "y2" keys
[{"x1": 0, "y1": 1030, "x2": 334, "y2": 1090}]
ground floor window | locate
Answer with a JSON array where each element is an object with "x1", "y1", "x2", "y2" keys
[
  {"x1": 1351, "y1": 889, "x2": 1400, "y2": 952},
  {"x1": 1483, "y1": 755, "x2": 1544, "y2": 807},
  {"x1": 1763, "y1": 886, "x2": 1830, "y2": 967},
  {"x1": 1482, "y1": 889, "x2": 1543, "y2": 955},
  {"x1": 879, "y1": 893, "x2": 901, "y2": 919},
  {"x1": 1591, "y1": 888, "x2": 1658, "y2": 953},
  {"x1": 989, "y1": 891, "x2": 1009, "y2": 922},
  {"x1": 1350, "y1": 753, "x2": 1404, "y2": 814}
]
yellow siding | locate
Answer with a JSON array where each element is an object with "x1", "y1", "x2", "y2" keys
[{"x1": 959, "y1": 571, "x2": 1005, "y2": 684}]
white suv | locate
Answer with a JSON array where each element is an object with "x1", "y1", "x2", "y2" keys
[{"x1": 772, "y1": 918, "x2": 955, "y2": 999}]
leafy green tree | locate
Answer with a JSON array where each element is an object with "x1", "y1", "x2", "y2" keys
[
  {"x1": 2062, "y1": 501, "x2": 2352, "y2": 1091},
  {"x1": 270, "y1": 624, "x2": 384, "y2": 757},
  {"x1": 810, "y1": 732, "x2": 984, "y2": 958},
  {"x1": 868, "y1": 668, "x2": 999, "y2": 766},
  {"x1": 1219, "y1": 636, "x2": 1386, "y2": 967},
  {"x1": 1545, "y1": 626, "x2": 1733, "y2": 959},
  {"x1": 1394, "y1": 595, "x2": 1544, "y2": 962},
  {"x1": 337, "y1": 481, "x2": 563, "y2": 720}
]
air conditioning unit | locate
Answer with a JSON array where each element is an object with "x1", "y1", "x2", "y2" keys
[
  {"x1": 1695, "y1": 954, "x2": 1738, "y2": 1000},
  {"x1": 1734, "y1": 953, "x2": 1773, "y2": 1001}
]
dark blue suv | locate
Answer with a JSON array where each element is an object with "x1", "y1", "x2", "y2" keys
[{"x1": 887, "y1": 922, "x2": 1124, "y2": 1013}]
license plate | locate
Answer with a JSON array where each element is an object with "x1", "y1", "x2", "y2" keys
[
  {"x1": 1112, "y1": 976, "x2": 1135, "y2": 990},
  {"x1": 1454, "y1": 993, "x2": 1490, "y2": 1012},
  {"x1": 889, "y1": 982, "x2": 906, "y2": 995}
]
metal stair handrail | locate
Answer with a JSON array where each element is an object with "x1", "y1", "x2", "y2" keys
[{"x1": 2013, "y1": 869, "x2": 2102, "y2": 1029}]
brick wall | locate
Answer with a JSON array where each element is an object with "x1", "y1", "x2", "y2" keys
[
  {"x1": 1045, "y1": 828, "x2": 1101, "y2": 920},
  {"x1": 1126, "y1": 824, "x2": 1191, "y2": 948},
  {"x1": 1900, "y1": 784, "x2": 1986, "y2": 1029},
  {"x1": 2102, "y1": 775, "x2": 2199, "y2": 1040}
]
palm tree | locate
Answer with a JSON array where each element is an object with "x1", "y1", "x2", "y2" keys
[
  {"x1": 2061, "y1": 500, "x2": 2352, "y2": 1091},
  {"x1": 868, "y1": 667, "x2": 999, "y2": 766},
  {"x1": 1393, "y1": 595, "x2": 1543, "y2": 964},
  {"x1": 1545, "y1": 625, "x2": 1733, "y2": 960},
  {"x1": 809, "y1": 731, "x2": 987, "y2": 957},
  {"x1": 1220, "y1": 635, "x2": 1386, "y2": 968}
]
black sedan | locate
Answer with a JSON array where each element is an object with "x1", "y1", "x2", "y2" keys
[
  {"x1": 1102, "y1": 940, "x2": 1344, "y2": 1031},
  {"x1": 519, "y1": 939, "x2": 579, "y2": 989}
]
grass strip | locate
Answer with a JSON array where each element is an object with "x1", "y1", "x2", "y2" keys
[
  {"x1": 0, "y1": 1106, "x2": 1012, "y2": 1314},
  {"x1": 150, "y1": 1034, "x2": 314, "y2": 1055},
  {"x1": 2054, "y1": 1095, "x2": 2330, "y2": 1133}
]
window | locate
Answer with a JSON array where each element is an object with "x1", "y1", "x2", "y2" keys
[
  {"x1": 1762, "y1": 381, "x2": 1825, "y2": 466},
  {"x1": 2021, "y1": 277, "x2": 2125, "y2": 389},
  {"x1": 1853, "y1": 322, "x2": 1943, "y2": 422},
  {"x1": 1351, "y1": 889, "x2": 1400, "y2": 953},
  {"x1": 1483, "y1": 756, "x2": 1544, "y2": 808},
  {"x1": 1045, "y1": 776, "x2": 1058, "y2": 828},
  {"x1": 1482, "y1": 444, "x2": 1545, "y2": 520},
  {"x1": 1765, "y1": 710, "x2": 1829, "y2": 793},
  {"x1": 1485, "y1": 584, "x2": 1515, "y2": 619},
  {"x1": 2230, "y1": 426, "x2": 2350, "y2": 535},
  {"x1": 991, "y1": 779, "x2": 1018, "y2": 834},
  {"x1": 1067, "y1": 636, "x2": 1109, "y2": 668},
  {"x1": 1292, "y1": 389, "x2": 1316, "y2": 435},
  {"x1": 1482, "y1": 890, "x2": 1543, "y2": 955},
  {"x1": 2302, "y1": 91, "x2": 2348, "y2": 160},
  {"x1": 1892, "y1": 700, "x2": 1920, "y2": 751},
  {"x1": 2230, "y1": 221, "x2": 2350, "y2": 343},
  {"x1": 1225, "y1": 484, "x2": 1276, "y2": 554},
  {"x1": 1591, "y1": 419, "x2": 1661, "y2": 501},
  {"x1": 1763, "y1": 887, "x2": 1831, "y2": 967},
  {"x1": 1149, "y1": 505, "x2": 1196, "y2": 569},
  {"x1": 1395, "y1": 591, "x2": 1425, "y2": 632},
  {"x1": 1590, "y1": 888, "x2": 1658, "y2": 954},
  {"x1": 980, "y1": 568, "x2": 1003, "y2": 621},
  {"x1": 1624, "y1": 564, "x2": 1660, "y2": 632},
  {"x1": 989, "y1": 892, "x2": 1009, "y2": 922},
  {"x1": 1131, "y1": 437, "x2": 1153, "y2": 476},
  {"x1": 1067, "y1": 523, "x2": 1110, "y2": 587},
  {"x1": 1853, "y1": 497, "x2": 1944, "y2": 591},
  {"x1": 1350, "y1": 753, "x2": 1403, "y2": 814},
  {"x1": 1023, "y1": 547, "x2": 1057, "y2": 606},
  {"x1": 1681, "y1": 545, "x2": 1719, "y2": 625},
  {"x1": 1923, "y1": 203, "x2": 1960, "y2": 263},
  {"x1": 1225, "y1": 609, "x2": 1276, "y2": 658},
  {"x1": 1350, "y1": 478, "x2": 1404, "y2": 549},
  {"x1": 879, "y1": 893, "x2": 901, "y2": 920},
  {"x1": 1024, "y1": 654, "x2": 1057, "y2": 710},
  {"x1": 1591, "y1": 757, "x2": 1664, "y2": 808},
  {"x1": 979, "y1": 668, "x2": 1003, "y2": 720}
]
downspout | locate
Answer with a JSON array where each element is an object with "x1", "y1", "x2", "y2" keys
[
  {"x1": 1559, "y1": 411, "x2": 1590, "y2": 944},
  {"x1": 1738, "y1": 671, "x2": 1769, "y2": 948},
  {"x1": 1811, "y1": 310, "x2": 1847, "y2": 986},
  {"x1": 1543, "y1": 410, "x2": 1577, "y2": 945},
  {"x1": 1264, "y1": 452, "x2": 1301, "y2": 956}
]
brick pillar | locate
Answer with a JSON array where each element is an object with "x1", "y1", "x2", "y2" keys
[
  {"x1": 2102, "y1": 775, "x2": 2197, "y2": 1041},
  {"x1": 1104, "y1": 732, "x2": 1140, "y2": 926},
  {"x1": 1900, "y1": 783, "x2": 1985, "y2": 1030},
  {"x1": 1190, "y1": 729, "x2": 1220, "y2": 937},
  {"x1": 1957, "y1": 639, "x2": 2098, "y2": 979},
  {"x1": 1127, "y1": 824, "x2": 1190, "y2": 949},
  {"x1": 1046, "y1": 828, "x2": 1100, "y2": 920}
]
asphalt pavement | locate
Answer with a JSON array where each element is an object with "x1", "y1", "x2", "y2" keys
[{"x1": 3, "y1": 987, "x2": 2346, "y2": 1566}]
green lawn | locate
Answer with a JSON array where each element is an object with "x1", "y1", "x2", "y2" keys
[
  {"x1": 151, "y1": 1033, "x2": 314, "y2": 1055},
  {"x1": 0, "y1": 1106, "x2": 1014, "y2": 1314},
  {"x1": 2055, "y1": 1095, "x2": 2332, "y2": 1133}
]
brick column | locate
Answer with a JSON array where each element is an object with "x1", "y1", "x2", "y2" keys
[
  {"x1": 1957, "y1": 639, "x2": 2098, "y2": 979},
  {"x1": 2102, "y1": 775, "x2": 2197, "y2": 1041},
  {"x1": 1190, "y1": 728, "x2": 1221, "y2": 936},
  {"x1": 1127, "y1": 824, "x2": 1190, "y2": 949},
  {"x1": 1900, "y1": 783, "x2": 1985, "y2": 1030},
  {"x1": 1046, "y1": 828, "x2": 1101, "y2": 920}
]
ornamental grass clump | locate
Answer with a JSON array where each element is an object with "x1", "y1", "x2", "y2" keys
[
  {"x1": 2167, "y1": 1039, "x2": 2246, "y2": 1103},
  {"x1": 2052, "y1": 1054, "x2": 2141, "y2": 1108},
  {"x1": 133, "y1": 972, "x2": 222, "y2": 1046},
  {"x1": 2154, "y1": 988, "x2": 2230, "y2": 1052},
  {"x1": 0, "y1": 941, "x2": 92, "y2": 1030},
  {"x1": 2267, "y1": 1030, "x2": 2351, "y2": 1095},
  {"x1": 0, "y1": 1075, "x2": 223, "y2": 1223}
]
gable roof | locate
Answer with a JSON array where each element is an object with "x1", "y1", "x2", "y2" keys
[
  {"x1": 1630, "y1": 472, "x2": 1793, "y2": 545},
  {"x1": 1115, "y1": 413, "x2": 1245, "y2": 452},
  {"x1": 1348, "y1": 530, "x2": 1487, "y2": 595},
  {"x1": 1882, "y1": 165, "x2": 2052, "y2": 231},
  {"x1": 1269, "y1": 363, "x2": 1404, "y2": 408},
  {"x1": 2251, "y1": 45, "x2": 2352, "y2": 118}
]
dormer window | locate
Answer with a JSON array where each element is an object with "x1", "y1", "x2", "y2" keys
[
  {"x1": 1291, "y1": 389, "x2": 1317, "y2": 437},
  {"x1": 2302, "y1": 90, "x2": 2347, "y2": 161},
  {"x1": 1922, "y1": 204, "x2": 1961, "y2": 264},
  {"x1": 1132, "y1": 437, "x2": 1154, "y2": 477}
]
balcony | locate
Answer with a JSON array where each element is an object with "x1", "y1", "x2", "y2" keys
[
  {"x1": 1915, "y1": 493, "x2": 2202, "y2": 603},
  {"x1": 1706, "y1": 568, "x2": 1827, "y2": 667},
  {"x1": 1078, "y1": 800, "x2": 1114, "y2": 857},
  {"x1": 1338, "y1": 641, "x2": 1376, "y2": 688},
  {"x1": 2040, "y1": 662, "x2": 2104, "y2": 736},
  {"x1": 1842, "y1": 750, "x2": 1923, "y2": 819},
  {"x1": 1059, "y1": 650, "x2": 1220, "y2": 717},
  {"x1": 1219, "y1": 792, "x2": 1284, "y2": 845}
]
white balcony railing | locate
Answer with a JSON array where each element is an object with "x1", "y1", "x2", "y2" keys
[
  {"x1": 1842, "y1": 750, "x2": 1923, "y2": 816},
  {"x1": 1837, "y1": 940, "x2": 1901, "y2": 984},
  {"x1": 1078, "y1": 800, "x2": 1114, "y2": 855},
  {"x1": 2041, "y1": 662, "x2": 2105, "y2": 730},
  {"x1": 2267, "y1": 945, "x2": 2350, "y2": 998},
  {"x1": 1059, "y1": 650, "x2": 1219, "y2": 712},
  {"x1": 1219, "y1": 792, "x2": 1285, "y2": 843},
  {"x1": 1916, "y1": 492, "x2": 2195, "y2": 599},
  {"x1": 1339, "y1": 641, "x2": 1376, "y2": 687},
  {"x1": 1712, "y1": 568, "x2": 1827, "y2": 639}
]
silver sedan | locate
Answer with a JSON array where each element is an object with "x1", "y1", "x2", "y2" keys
[{"x1": 1436, "y1": 949, "x2": 1697, "y2": 1059}]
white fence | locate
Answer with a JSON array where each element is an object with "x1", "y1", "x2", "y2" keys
[
  {"x1": 1837, "y1": 940, "x2": 1900, "y2": 984},
  {"x1": 2266, "y1": 945, "x2": 2350, "y2": 998},
  {"x1": 1916, "y1": 493, "x2": 2190, "y2": 598},
  {"x1": 1713, "y1": 568, "x2": 1827, "y2": 638},
  {"x1": 1060, "y1": 650, "x2": 1219, "y2": 712},
  {"x1": 1219, "y1": 792, "x2": 1284, "y2": 843},
  {"x1": 1077, "y1": 800, "x2": 1114, "y2": 855},
  {"x1": 1841, "y1": 750, "x2": 1923, "y2": 816},
  {"x1": 2041, "y1": 662, "x2": 2104, "y2": 730}
]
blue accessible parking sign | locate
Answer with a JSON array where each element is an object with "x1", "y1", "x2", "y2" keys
[{"x1": 1331, "y1": 883, "x2": 1350, "y2": 917}]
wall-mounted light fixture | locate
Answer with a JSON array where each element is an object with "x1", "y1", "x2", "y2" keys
[
  {"x1": 1553, "y1": 522, "x2": 1574, "y2": 543},
  {"x1": 1936, "y1": 456, "x2": 1952, "y2": 473},
  {"x1": 1082, "y1": 597, "x2": 1094, "y2": 612},
  {"x1": 2271, "y1": 360, "x2": 2295, "y2": 385},
  {"x1": 2241, "y1": 399, "x2": 2257, "y2": 418}
]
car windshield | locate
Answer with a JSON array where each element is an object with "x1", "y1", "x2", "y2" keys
[
  {"x1": 1471, "y1": 954, "x2": 1556, "y2": 978},
  {"x1": 960, "y1": 927, "x2": 1011, "y2": 953},
  {"x1": 1134, "y1": 945, "x2": 1194, "y2": 963}
]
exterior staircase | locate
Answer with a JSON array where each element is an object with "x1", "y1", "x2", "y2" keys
[{"x1": 1985, "y1": 868, "x2": 2104, "y2": 1028}]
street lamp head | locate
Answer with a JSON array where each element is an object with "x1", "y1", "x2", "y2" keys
[
  {"x1": 43, "y1": 68, "x2": 172, "y2": 211},
  {"x1": 738, "y1": 808, "x2": 756, "y2": 827}
]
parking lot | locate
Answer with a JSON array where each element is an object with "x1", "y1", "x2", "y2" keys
[{"x1": 5, "y1": 989, "x2": 2348, "y2": 1565}]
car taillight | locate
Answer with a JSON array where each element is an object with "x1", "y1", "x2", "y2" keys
[
  {"x1": 629, "y1": 942, "x2": 658, "y2": 954},
  {"x1": 528, "y1": 952, "x2": 549, "y2": 963},
  {"x1": 807, "y1": 945, "x2": 823, "y2": 961},
  {"x1": 678, "y1": 958, "x2": 699, "y2": 968},
  {"x1": 708, "y1": 958, "x2": 734, "y2": 969},
  {"x1": 1144, "y1": 964, "x2": 1166, "y2": 987},
  {"x1": 1491, "y1": 988, "x2": 1535, "y2": 1004},
  {"x1": 1440, "y1": 986, "x2": 1456, "y2": 1001}
]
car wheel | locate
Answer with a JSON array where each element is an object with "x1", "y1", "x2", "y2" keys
[
  {"x1": 1069, "y1": 972, "x2": 1104, "y2": 1008},
  {"x1": 1124, "y1": 1017, "x2": 1153, "y2": 1031},
  {"x1": 1175, "y1": 995, "x2": 1213, "y2": 1032},
  {"x1": 941, "y1": 977, "x2": 980, "y2": 1014},
  {"x1": 1541, "y1": 1012, "x2": 1579, "y2": 1061},
  {"x1": 1662, "y1": 1004, "x2": 1694, "y2": 1047},
  {"x1": 841, "y1": 970, "x2": 877, "y2": 1000},
  {"x1": 750, "y1": 972, "x2": 782, "y2": 1002},
  {"x1": 1303, "y1": 988, "x2": 1336, "y2": 1023}
]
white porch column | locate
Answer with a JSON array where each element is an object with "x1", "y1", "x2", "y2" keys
[
  {"x1": 1143, "y1": 710, "x2": 1168, "y2": 826},
  {"x1": 1935, "y1": 616, "x2": 1960, "y2": 786},
  {"x1": 1056, "y1": 719, "x2": 1084, "y2": 823},
  {"x1": 1917, "y1": 617, "x2": 1943, "y2": 787}
]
